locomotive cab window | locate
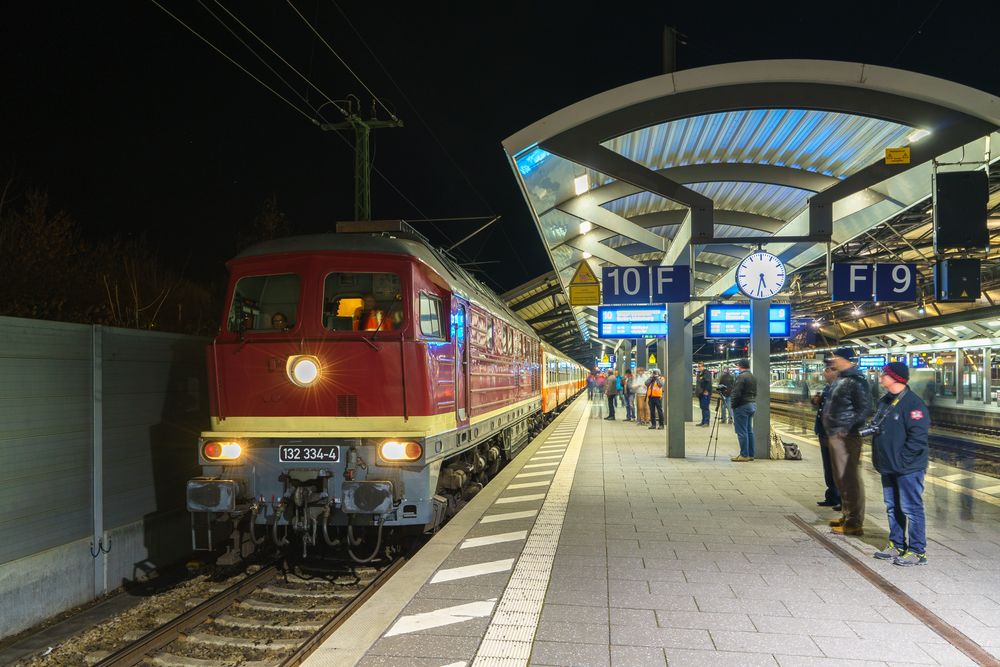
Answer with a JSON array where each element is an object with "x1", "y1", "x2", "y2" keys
[
  {"x1": 418, "y1": 293, "x2": 444, "y2": 338},
  {"x1": 228, "y1": 274, "x2": 300, "y2": 333},
  {"x1": 324, "y1": 272, "x2": 404, "y2": 332}
]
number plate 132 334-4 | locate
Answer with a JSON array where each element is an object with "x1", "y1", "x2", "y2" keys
[{"x1": 279, "y1": 446, "x2": 340, "y2": 463}]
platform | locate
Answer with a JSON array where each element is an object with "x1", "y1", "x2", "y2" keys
[{"x1": 305, "y1": 396, "x2": 1000, "y2": 667}]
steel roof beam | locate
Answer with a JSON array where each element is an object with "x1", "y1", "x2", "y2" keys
[{"x1": 508, "y1": 283, "x2": 563, "y2": 310}]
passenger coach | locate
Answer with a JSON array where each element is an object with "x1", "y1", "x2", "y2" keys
[{"x1": 186, "y1": 221, "x2": 585, "y2": 560}]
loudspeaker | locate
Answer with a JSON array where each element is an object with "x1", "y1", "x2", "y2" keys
[
  {"x1": 933, "y1": 170, "x2": 989, "y2": 253},
  {"x1": 934, "y1": 258, "x2": 981, "y2": 302}
]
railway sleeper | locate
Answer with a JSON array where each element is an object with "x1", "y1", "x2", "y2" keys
[
  {"x1": 211, "y1": 614, "x2": 324, "y2": 632},
  {"x1": 181, "y1": 631, "x2": 302, "y2": 650},
  {"x1": 151, "y1": 654, "x2": 280, "y2": 667},
  {"x1": 235, "y1": 598, "x2": 343, "y2": 614}
]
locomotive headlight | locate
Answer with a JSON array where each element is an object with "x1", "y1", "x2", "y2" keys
[
  {"x1": 286, "y1": 355, "x2": 321, "y2": 387},
  {"x1": 379, "y1": 440, "x2": 423, "y2": 462},
  {"x1": 203, "y1": 441, "x2": 242, "y2": 460}
]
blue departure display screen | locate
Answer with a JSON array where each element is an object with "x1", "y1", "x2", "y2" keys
[
  {"x1": 597, "y1": 305, "x2": 668, "y2": 338},
  {"x1": 858, "y1": 355, "x2": 887, "y2": 369},
  {"x1": 705, "y1": 304, "x2": 791, "y2": 338}
]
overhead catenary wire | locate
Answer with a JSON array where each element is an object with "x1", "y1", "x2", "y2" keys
[
  {"x1": 285, "y1": 0, "x2": 399, "y2": 122},
  {"x1": 148, "y1": 0, "x2": 320, "y2": 127},
  {"x1": 208, "y1": 0, "x2": 349, "y2": 120},
  {"x1": 197, "y1": 0, "x2": 329, "y2": 121}
]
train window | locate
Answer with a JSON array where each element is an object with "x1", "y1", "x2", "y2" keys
[
  {"x1": 323, "y1": 272, "x2": 404, "y2": 332},
  {"x1": 418, "y1": 293, "x2": 444, "y2": 338},
  {"x1": 228, "y1": 274, "x2": 300, "y2": 333}
]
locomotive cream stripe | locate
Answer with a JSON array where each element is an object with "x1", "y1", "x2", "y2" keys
[{"x1": 204, "y1": 396, "x2": 540, "y2": 438}]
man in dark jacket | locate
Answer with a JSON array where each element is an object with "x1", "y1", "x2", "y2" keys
[
  {"x1": 814, "y1": 363, "x2": 841, "y2": 510},
  {"x1": 871, "y1": 362, "x2": 930, "y2": 566},
  {"x1": 730, "y1": 359, "x2": 756, "y2": 461},
  {"x1": 822, "y1": 347, "x2": 872, "y2": 535},
  {"x1": 696, "y1": 362, "x2": 713, "y2": 426},
  {"x1": 604, "y1": 370, "x2": 619, "y2": 420},
  {"x1": 718, "y1": 368, "x2": 735, "y2": 424}
]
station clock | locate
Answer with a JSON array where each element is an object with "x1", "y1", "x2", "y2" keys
[{"x1": 736, "y1": 251, "x2": 786, "y2": 300}]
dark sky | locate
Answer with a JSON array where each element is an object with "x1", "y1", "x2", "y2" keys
[{"x1": 2, "y1": 1, "x2": 997, "y2": 292}]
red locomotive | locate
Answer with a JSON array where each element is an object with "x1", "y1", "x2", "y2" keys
[{"x1": 187, "y1": 221, "x2": 585, "y2": 560}]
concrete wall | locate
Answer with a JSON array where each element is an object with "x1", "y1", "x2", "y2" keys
[{"x1": 0, "y1": 317, "x2": 208, "y2": 639}]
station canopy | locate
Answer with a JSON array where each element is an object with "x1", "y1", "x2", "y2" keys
[{"x1": 503, "y1": 60, "x2": 1000, "y2": 357}]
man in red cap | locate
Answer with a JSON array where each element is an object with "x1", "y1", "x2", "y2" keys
[{"x1": 870, "y1": 361, "x2": 930, "y2": 566}]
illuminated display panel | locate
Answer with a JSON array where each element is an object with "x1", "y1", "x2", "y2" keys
[
  {"x1": 705, "y1": 304, "x2": 791, "y2": 338},
  {"x1": 858, "y1": 354, "x2": 887, "y2": 369},
  {"x1": 598, "y1": 305, "x2": 668, "y2": 339}
]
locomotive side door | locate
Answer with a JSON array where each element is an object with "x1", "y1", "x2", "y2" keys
[{"x1": 453, "y1": 301, "x2": 470, "y2": 426}]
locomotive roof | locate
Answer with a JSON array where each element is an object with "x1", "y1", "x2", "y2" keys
[{"x1": 235, "y1": 233, "x2": 539, "y2": 340}]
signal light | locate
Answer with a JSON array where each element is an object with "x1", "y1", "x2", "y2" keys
[
  {"x1": 379, "y1": 440, "x2": 422, "y2": 462},
  {"x1": 203, "y1": 441, "x2": 242, "y2": 460},
  {"x1": 286, "y1": 355, "x2": 321, "y2": 387}
]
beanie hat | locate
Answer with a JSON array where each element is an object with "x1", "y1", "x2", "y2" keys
[
  {"x1": 831, "y1": 347, "x2": 855, "y2": 362},
  {"x1": 882, "y1": 362, "x2": 909, "y2": 384}
]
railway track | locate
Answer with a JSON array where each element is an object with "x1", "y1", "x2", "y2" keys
[{"x1": 92, "y1": 555, "x2": 407, "y2": 667}]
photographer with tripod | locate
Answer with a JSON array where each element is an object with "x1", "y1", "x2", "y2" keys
[{"x1": 868, "y1": 362, "x2": 930, "y2": 567}]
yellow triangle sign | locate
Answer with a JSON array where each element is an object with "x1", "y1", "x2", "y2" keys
[
  {"x1": 570, "y1": 260, "x2": 599, "y2": 285},
  {"x1": 961, "y1": 290, "x2": 968, "y2": 297}
]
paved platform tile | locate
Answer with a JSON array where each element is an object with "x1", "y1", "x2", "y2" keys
[
  {"x1": 529, "y1": 640, "x2": 610, "y2": 666},
  {"x1": 662, "y1": 647, "x2": 780, "y2": 667}
]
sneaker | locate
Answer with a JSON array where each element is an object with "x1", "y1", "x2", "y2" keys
[
  {"x1": 730, "y1": 455, "x2": 753, "y2": 462},
  {"x1": 831, "y1": 505, "x2": 842, "y2": 512},
  {"x1": 649, "y1": 425, "x2": 657, "y2": 430},
  {"x1": 829, "y1": 517, "x2": 846, "y2": 527},
  {"x1": 817, "y1": 500, "x2": 838, "y2": 507},
  {"x1": 874, "y1": 542, "x2": 905, "y2": 561},
  {"x1": 658, "y1": 426, "x2": 664, "y2": 430},
  {"x1": 831, "y1": 524, "x2": 864, "y2": 536},
  {"x1": 893, "y1": 550, "x2": 928, "y2": 567}
]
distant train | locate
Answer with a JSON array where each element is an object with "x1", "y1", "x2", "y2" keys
[{"x1": 186, "y1": 222, "x2": 586, "y2": 561}]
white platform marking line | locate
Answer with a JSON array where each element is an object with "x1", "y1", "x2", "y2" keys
[
  {"x1": 506, "y1": 480, "x2": 550, "y2": 490},
  {"x1": 460, "y1": 530, "x2": 528, "y2": 549},
  {"x1": 472, "y1": 402, "x2": 589, "y2": 666},
  {"x1": 384, "y1": 598, "x2": 497, "y2": 637},
  {"x1": 514, "y1": 470, "x2": 554, "y2": 479},
  {"x1": 430, "y1": 558, "x2": 515, "y2": 584},
  {"x1": 522, "y1": 462, "x2": 559, "y2": 469},
  {"x1": 480, "y1": 510, "x2": 537, "y2": 523},
  {"x1": 494, "y1": 493, "x2": 546, "y2": 505},
  {"x1": 940, "y1": 473, "x2": 969, "y2": 482},
  {"x1": 537, "y1": 445, "x2": 567, "y2": 450},
  {"x1": 440, "y1": 663, "x2": 467, "y2": 667},
  {"x1": 530, "y1": 455, "x2": 563, "y2": 461},
  {"x1": 977, "y1": 484, "x2": 1000, "y2": 495}
]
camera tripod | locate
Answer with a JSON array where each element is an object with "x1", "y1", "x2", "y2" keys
[{"x1": 704, "y1": 391, "x2": 728, "y2": 460}]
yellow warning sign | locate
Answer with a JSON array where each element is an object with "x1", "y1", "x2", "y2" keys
[
  {"x1": 885, "y1": 147, "x2": 911, "y2": 165},
  {"x1": 569, "y1": 260, "x2": 599, "y2": 285},
  {"x1": 648, "y1": 353, "x2": 656, "y2": 365},
  {"x1": 569, "y1": 284, "x2": 600, "y2": 306}
]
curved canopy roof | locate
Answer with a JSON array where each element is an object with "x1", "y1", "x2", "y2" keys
[{"x1": 503, "y1": 60, "x2": 1000, "y2": 352}]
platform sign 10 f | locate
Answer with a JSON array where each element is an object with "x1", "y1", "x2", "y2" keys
[
  {"x1": 832, "y1": 263, "x2": 917, "y2": 302},
  {"x1": 602, "y1": 266, "x2": 690, "y2": 304}
]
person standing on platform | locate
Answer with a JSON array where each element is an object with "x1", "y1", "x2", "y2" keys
[
  {"x1": 596, "y1": 372, "x2": 606, "y2": 398},
  {"x1": 823, "y1": 347, "x2": 873, "y2": 536},
  {"x1": 623, "y1": 369, "x2": 636, "y2": 421},
  {"x1": 646, "y1": 369, "x2": 664, "y2": 430},
  {"x1": 695, "y1": 362, "x2": 713, "y2": 426},
  {"x1": 587, "y1": 373, "x2": 596, "y2": 400},
  {"x1": 718, "y1": 367, "x2": 735, "y2": 424},
  {"x1": 604, "y1": 370, "x2": 619, "y2": 420},
  {"x1": 871, "y1": 362, "x2": 930, "y2": 566},
  {"x1": 814, "y1": 363, "x2": 841, "y2": 511},
  {"x1": 633, "y1": 366, "x2": 650, "y2": 426},
  {"x1": 730, "y1": 359, "x2": 757, "y2": 461}
]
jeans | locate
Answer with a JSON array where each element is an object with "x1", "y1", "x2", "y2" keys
[
  {"x1": 881, "y1": 471, "x2": 926, "y2": 554},
  {"x1": 648, "y1": 396, "x2": 663, "y2": 428},
  {"x1": 818, "y1": 434, "x2": 841, "y2": 504},
  {"x1": 606, "y1": 395, "x2": 616, "y2": 419},
  {"x1": 829, "y1": 433, "x2": 865, "y2": 528},
  {"x1": 721, "y1": 396, "x2": 733, "y2": 422},
  {"x1": 733, "y1": 402, "x2": 756, "y2": 457},
  {"x1": 698, "y1": 392, "x2": 711, "y2": 424},
  {"x1": 624, "y1": 393, "x2": 635, "y2": 420}
]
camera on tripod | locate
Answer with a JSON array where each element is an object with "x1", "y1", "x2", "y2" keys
[{"x1": 714, "y1": 384, "x2": 730, "y2": 396}]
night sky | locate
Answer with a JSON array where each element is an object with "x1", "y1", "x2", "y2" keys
[{"x1": 2, "y1": 1, "x2": 997, "y2": 292}]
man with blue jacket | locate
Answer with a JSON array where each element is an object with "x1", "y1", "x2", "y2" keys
[{"x1": 871, "y1": 362, "x2": 930, "y2": 566}]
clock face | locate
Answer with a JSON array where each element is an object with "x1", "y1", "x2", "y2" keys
[{"x1": 736, "y1": 251, "x2": 786, "y2": 299}]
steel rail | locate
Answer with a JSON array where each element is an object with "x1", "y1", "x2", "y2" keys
[
  {"x1": 279, "y1": 553, "x2": 409, "y2": 666},
  {"x1": 95, "y1": 563, "x2": 280, "y2": 667}
]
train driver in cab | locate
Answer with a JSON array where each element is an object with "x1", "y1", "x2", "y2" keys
[{"x1": 353, "y1": 293, "x2": 393, "y2": 332}]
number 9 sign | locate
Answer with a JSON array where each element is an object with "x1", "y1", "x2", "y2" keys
[{"x1": 874, "y1": 263, "x2": 917, "y2": 302}]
